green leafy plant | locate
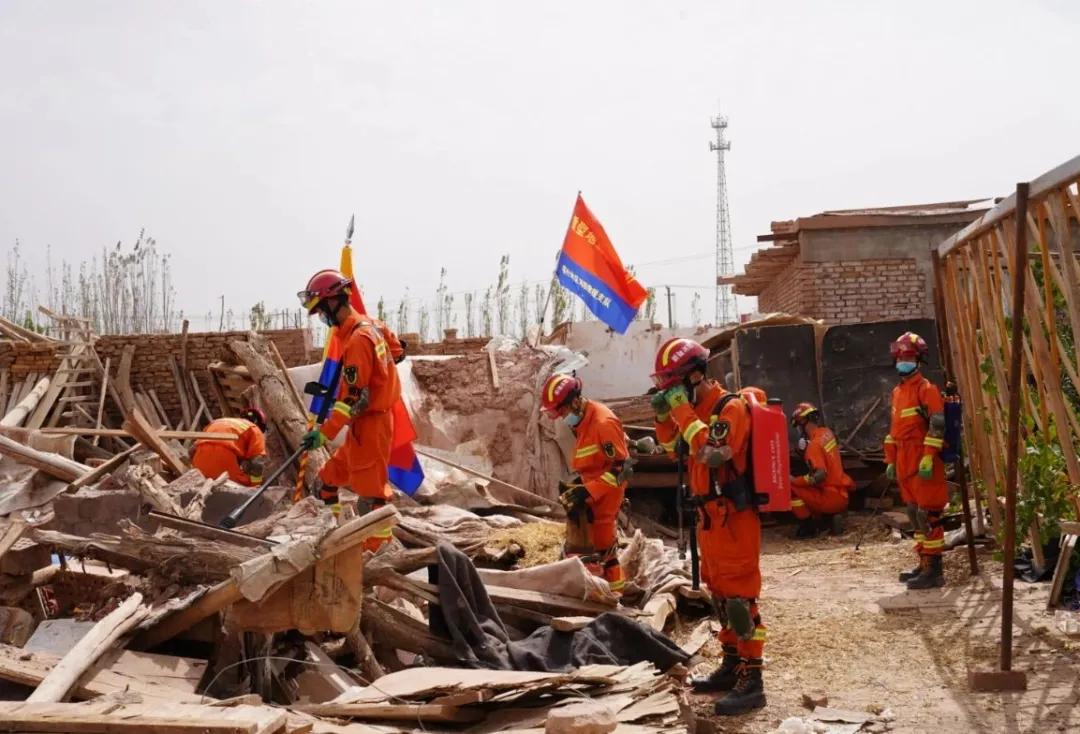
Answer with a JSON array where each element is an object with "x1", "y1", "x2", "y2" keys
[{"x1": 1015, "y1": 427, "x2": 1078, "y2": 547}]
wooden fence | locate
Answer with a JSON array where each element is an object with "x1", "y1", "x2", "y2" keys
[{"x1": 936, "y1": 156, "x2": 1080, "y2": 536}]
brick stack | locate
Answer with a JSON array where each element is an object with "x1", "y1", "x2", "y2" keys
[
  {"x1": 0, "y1": 342, "x2": 65, "y2": 377},
  {"x1": 758, "y1": 257, "x2": 927, "y2": 325}
]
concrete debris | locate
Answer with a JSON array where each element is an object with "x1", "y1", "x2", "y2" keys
[
  {"x1": 0, "y1": 317, "x2": 692, "y2": 733},
  {"x1": 545, "y1": 700, "x2": 618, "y2": 734}
]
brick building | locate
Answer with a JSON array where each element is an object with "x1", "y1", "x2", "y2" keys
[{"x1": 723, "y1": 200, "x2": 993, "y2": 324}]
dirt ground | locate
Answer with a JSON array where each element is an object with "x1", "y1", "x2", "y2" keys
[{"x1": 681, "y1": 520, "x2": 1080, "y2": 734}]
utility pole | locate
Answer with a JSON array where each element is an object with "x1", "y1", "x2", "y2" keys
[
  {"x1": 665, "y1": 286, "x2": 674, "y2": 329},
  {"x1": 710, "y1": 113, "x2": 735, "y2": 325}
]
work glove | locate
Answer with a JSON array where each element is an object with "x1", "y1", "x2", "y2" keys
[
  {"x1": 918, "y1": 454, "x2": 934, "y2": 479},
  {"x1": 885, "y1": 463, "x2": 896, "y2": 480},
  {"x1": 301, "y1": 429, "x2": 328, "y2": 450},
  {"x1": 559, "y1": 484, "x2": 590, "y2": 512},
  {"x1": 664, "y1": 384, "x2": 690, "y2": 409},
  {"x1": 797, "y1": 437, "x2": 808, "y2": 452},
  {"x1": 630, "y1": 436, "x2": 658, "y2": 455},
  {"x1": 650, "y1": 391, "x2": 670, "y2": 418}
]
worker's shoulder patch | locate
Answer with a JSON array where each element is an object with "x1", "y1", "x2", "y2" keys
[
  {"x1": 602, "y1": 442, "x2": 616, "y2": 458},
  {"x1": 343, "y1": 365, "x2": 358, "y2": 384},
  {"x1": 710, "y1": 420, "x2": 730, "y2": 441}
]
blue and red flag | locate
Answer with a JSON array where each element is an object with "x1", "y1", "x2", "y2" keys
[
  {"x1": 555, "y1": 194, "x2": 647, "y2": 333},
  {"x1": 309, "y1": 243, "x2": 425, "y2": 496}
]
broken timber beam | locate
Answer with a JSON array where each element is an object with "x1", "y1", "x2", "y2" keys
[
  {"x1": 134, "y1": 505, "x2": 400, "y2": 649},
  {"x1": 0, "y1": 433, "x2": 91, "y2": 483},
  {"x1": 28, "y1": 592, "x2": 149, "y2": 703},
  {"x1": 229, "y1": 333, "x2": 328, "y2": 487},
  {"x1": 0, "y1": 376, "x2": 50, "y2": 428},
  {"x1": 113, "y1": 345, "x2": 187, "y2": 476},
  {"x1": 41, "y1": 427, "x2": 237, "y2": 441}
]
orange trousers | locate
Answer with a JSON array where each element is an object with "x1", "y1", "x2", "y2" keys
[
  {"x1": 698, "y1": 499, "x2": 765, "y2": 660},
  {"x1": 895, "y1": 439, "x2": 947, "y2": 510},
  {"x1": 319, "y1": 411, "x2": 394, "y2": 552},
  {"x1": 191, "y1": 444, "x2": 255, "y2": 486},
  {"x1": 791, "y1": 486, "x2": 848, "y2": 520},
  {"x1": 568, "y1": 483, "x2": 626, "y2": 594}
]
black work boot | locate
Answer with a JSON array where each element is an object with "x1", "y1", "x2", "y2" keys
[
  {"x1": 714, "y1": 659, "x2": 766, "y2": 716},
  {"x1": 689, "y1": 645, "x2": 739, "y2": 692},
  {"x1": 795, "y1": 518, "x2": 817, "y2": 539},
  {"x1": 907, "y1": 554, "x2": 945, "y2": 589},
  {"x1": 828, "y1": 513, "x2": 845, "y2": 536},
  {"x1": 899, "y1": 557, "x2": 924, "y2": 582}
]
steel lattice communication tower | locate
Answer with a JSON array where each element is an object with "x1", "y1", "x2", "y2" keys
[{"x1": 710, "y1": 114, "x2": 734, "y2": 325}]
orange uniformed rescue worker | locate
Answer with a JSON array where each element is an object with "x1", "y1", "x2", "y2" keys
[
  {"x1": 191, "y1": 408, "x2": 268, "y2": 487},
  {"x1": 298, "y1": 269, "x2": 402, "y2": 552},
  {"x1": 651, "y1": 338, "x2": 766, "y2": 717},
  {"x1": 789, "y1": 402, "x2": 853, "y2": 539},
  {"x1": 541, "y1": 374, "x2": 629, "y2": 595},
  {"x1": 884, "y1": 331, "x2": 948, "y2": 589}
]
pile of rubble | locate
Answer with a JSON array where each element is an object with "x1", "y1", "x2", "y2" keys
[{"x1": 0, "y1": 312, "x2": 703, "y2": 733}]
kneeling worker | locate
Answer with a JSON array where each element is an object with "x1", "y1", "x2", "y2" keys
[
  {"x1": 541, "y1": 374, "x2": 629, "y2": 596},
  {"x1": 789, "y1": 402, "x2": 853, "y2": 538},
  {"x1": 191, "y1": 408, "x2": 268, "y2": 487}
]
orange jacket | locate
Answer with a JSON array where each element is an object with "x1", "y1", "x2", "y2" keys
[
  {"x1": 320, "y1": 308, "x2": 401, "y2": 442},
  {"x1": 571, "y1": 400, "x2": 629, "y2": 501},
  {"x1": 192, "y1": 418, "x2": 267, "y2": 486},
  {"x1": 196, "y1": 418, "x2": 266, "y2": 462},
  {"x1": 793, "y1": 425, "x2": 854, "y2": 492},
  {"x1": 655, "y1": 380, "x2": 751, "y2": 496},
  {"x1": 883, "y1": 373, "x2": 945, "y2": 465}
]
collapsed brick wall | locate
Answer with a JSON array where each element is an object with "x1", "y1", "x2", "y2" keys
[
  {"x1": 0, "y1": 328, "x2": 312, "y2": 424},
  {"x1": 757, "y1": 257, "x2": 928, "y2": 324},
  {"x1": 95, "y1": 328, "x2": 312, "y2": 423},
  {"x1": 0, "y1": 342, "x2": 64, "y2": 377}
]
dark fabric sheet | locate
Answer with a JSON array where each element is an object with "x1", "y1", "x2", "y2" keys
[{"x1": 427, "y1": 542, "x2": 690, "y2": 672}]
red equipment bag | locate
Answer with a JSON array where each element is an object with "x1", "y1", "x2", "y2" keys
[{"x1": 743, "y1": 391, "x2": 792, "y2": 512}]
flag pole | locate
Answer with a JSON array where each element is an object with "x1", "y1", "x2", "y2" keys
[{"x1": 535, "y1": 192, "x2": 581, "y2": 347}]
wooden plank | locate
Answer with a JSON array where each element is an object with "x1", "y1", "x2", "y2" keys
[
  {"x1": 148, "y1": 389, "x2": 172, "y2": 431},
  {"x1": 206, "y1": 368, "x2": 234, "y2": 418},
  {"x1": 94, "y1": 650, "x2": 207, "y2": 693},
  {"x1": 295, "y1": 702, "x2": 483, "y2": 724},
  {"x1": 28, "y1": 592, "x2": 148, "y2": 702},
  {"x1": 0, "y1": 433, "x2": 91, "y2": 483},
  {"x1": 189, "y1": 372, "x2": 212, "y2": 425},
  {"x1": 1, "y1": 376, "x2": 50, "y2": 427},
  {"x1": 487, "y1": 349, "x2": 500, "y2": 390},
  {"x1": 167, "y1": 356, "x2": 193, "y2": 429},
  {"x1": 112, "y1": 346, "x2": 186, "y2": 476},
  {"x1": 0, "y1": 521, "x2": 26, "y2": 565},
  {"x1": 939, "y1": 153, "x2": 1080, "y2": 257},
  {"x1": 146, "y1": 511, "x2": 275, "y2": 550},
  {"x1": 0, "y1": 709, "x2": 256, "y2": 734},
  {"x1": 92, "y1": 357, "x2": 110, "y2": 448},
  {"x1": 42, "y1": 427, "x2": 237, "y2": 441},
  {"x1": 415, "y1": 446, "x2": 562, "y2": 512}
]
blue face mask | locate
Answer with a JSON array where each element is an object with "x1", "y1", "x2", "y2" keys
[
  {"x1": 564, "y1": 412, "x2": 582, "y2": 428},
  {"x1": 896, "y1": 361, "x2": 918, "y2": 376}
]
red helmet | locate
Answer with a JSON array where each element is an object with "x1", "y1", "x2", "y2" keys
[
  {"x1": 298, "y1": 269, "x2": 352, "y2": 313},
  {"x1": 740, "y1": 387, "x2": 767, "y2": 404},
  {"x1": 651, "y1": 338, "x2": 709, "y2": 390},
  {"x1": 241, "y1": 407, "x2": 267, "y2": 432},
  {"x1": 540, "y1": 374, "x2": 582, "y2": 417},
  {"x1": 791, "y1": 401, "x2": 819, "y2": 426},
  {"x1": 889, "y1": 331, "x2": 928, "y2": 361}
]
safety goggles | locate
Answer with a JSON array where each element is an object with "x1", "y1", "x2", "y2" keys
[{"x1": 296, "y1": 290, "x2": 321, "y2": 311}]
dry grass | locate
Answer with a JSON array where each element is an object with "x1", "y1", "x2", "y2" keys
[{"x1": 486, "y1": 521, "x2": 566, "y2": 568}]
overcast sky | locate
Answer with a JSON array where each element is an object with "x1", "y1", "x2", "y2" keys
[{"x1": 2, "y1": 0, "x2": 1078, "y2": 331}]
